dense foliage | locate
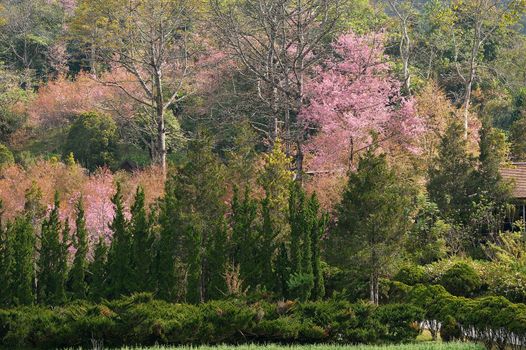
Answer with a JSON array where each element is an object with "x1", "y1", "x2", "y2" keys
[
  {"x1": 0, "y1": 295, "x2": 423, "y2": 348},
  {"x1": 2, "y1": 0, "x2": 526, "y2": 347}
]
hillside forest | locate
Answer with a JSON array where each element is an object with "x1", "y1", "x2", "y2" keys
[{"x1": 2, "y1": 0, "x2": 526, "y2": 331}]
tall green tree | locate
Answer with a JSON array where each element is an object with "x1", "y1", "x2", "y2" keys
[
  {"x1": 286, "y1": 185, "x2": 326, "y2": 301},
  {"x1": 469, "y1": 118, "x2": 512, "y2": 248},
  {"x1": 0, "y1": 200, "x2": 12, "y2": 306},
  {"x1": 153, "y1": 186, "x2": 181, "y2": 301},
  {"x1": 106, "y1": 183, "x2": 133, "y2": 298},
  {"x1": 130, "y1": 186, "x2": 153, "y2": 293},
  {"x1": 230, "y1": 185, "x2": 258, "y2": 289},
  {"x1": 257, "y1": 139, "x2": 293, "y2": 292},
  {"x1": 37, "y1": 193, "x2": 67, "y2": 305},
  {"x1": 9, "y1": 215, "x2": 35, "y2": 305},
  {"x1": 159, "y1": 133, "x2": 227, "y2": 303},
  {"x1": 289, "y1": 182, "x2": 306, "y2": 276},
  {"x1": 333, "y1": 148, "x2": 413, "y2": 305},
  {"x1": 88, "y1": 237, "x2": 108, "y2": 301},
  {"x1": 308, "y1": 193, "x2": 327, "y2": 301},
  {"x1": 68, "y1": 198, "x2": 89, "y2": 299},
  {"x1": 287, "y1": 182, "x2": 314, "y2": 300},
  {"x1": 428, "y1": 121, "x2": 475, "y2": 226}
]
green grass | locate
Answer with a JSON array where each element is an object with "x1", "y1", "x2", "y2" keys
[{"x1": 104, "y1": 343, "x2": 484, "y2": 350}]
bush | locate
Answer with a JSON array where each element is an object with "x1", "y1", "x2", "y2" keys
[
  {"x1": 63, "y1": 112, "x2": 118, "y2": 171},
  {"x1": 0, "y1": 296, "x2": 423, "y2": 348},
  {"x1": 393, "y1": 265, "x2": 427, "y2": 285},
  {"x1": 439, "y1": 262, "x2": 482, "y2": 297},
  {"x1": 0, "y1": 143, "x2": 14, "y2": 167}
]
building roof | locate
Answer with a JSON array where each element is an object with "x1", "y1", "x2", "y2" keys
[{"x1": 501, "y1": 162, "x2": 526, "y2": 199}]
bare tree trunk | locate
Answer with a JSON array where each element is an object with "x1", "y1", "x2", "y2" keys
[
  {"x1": 462, "y1": 26, "x2": 481, "y2": 139},
  {"x1": 295, "y1": 140, "x2": 303, "y2": 183},
  {"x1": 401, "y1": 21, "x2": 411, "y2": 94},
  {"x1": 153, "y1": 63, "x2": 167, "y2": 176},
  {"x1": 157, "y1": 108, "x2": 166, "y2": 176}
]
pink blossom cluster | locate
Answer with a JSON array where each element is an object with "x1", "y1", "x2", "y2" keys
[{"x1": 300, "y1": 32, "x2": 425, "y2": 170}]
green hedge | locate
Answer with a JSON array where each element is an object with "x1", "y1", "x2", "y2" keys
[
  {"x1": 395, "y1": 284, "x2": 526, "y2": 349},
  {"x1": 0, "y1": 294, "x2": 423, "y2": 349}
]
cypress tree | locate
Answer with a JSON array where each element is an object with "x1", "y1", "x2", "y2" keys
[
  {"x1": 428, "y1": 121, "x2": 474, "y2": 226},
  {"x1": 275, "y1": 242, "x2": 290, "y2": 298},
  {"x1": 88, "y1": 237, "x2": 108, "y2": 301},
  {"x1": 258, "y1": 197, "x2": 276, "y2": 291},
  {"x1": 59, "y1": 219, "x2": 70, "y2": 301},
  {"x1": 68, "y1": 198, "x2": 89, "y2": 299},
  {"x1": 230, "y1": 185, "x2": 258, "y2": 289},
  {"x1": 153, "y1": 185, "x2": 180, "y2": 301},
  {"x1": 0, "y1": 201, "x2": 13, "y2": 306},
  {"x1": 287, "y1": 183, "x2": 314, "y2": 301},
  {"x1": 165, "y1": 133, "x2": 227, "y2": 303},
  {"x1": 470, "y1": 117, "x2": 512, "y2": 245},
  {"x1": 207, "y1": 218, "x2": 228, "y2": 300},
  {"x1": 130, "y1": 186, "x2": 153, "y2": 292},
  {"x1": 334, "y1": 148, "x2": 413, "y2": 305},
  {"x1": 289, "y1": 182, "x2": 305, "y2": 275},
  {"x1": 257, "y1": 139, "x2": 293, "y2": 293},
  {"x1": 37, "y1": 193, "x2": 67, "y2": 305},
  {"x1": 9, "y1": 215, "x2": 35, "y2": 305},
  {"x1": 106, "y1": 183, "x2": 133, "y2": 298},
  {"x1": 309, "y1": 193, "x2": 327, "y2": 300}
]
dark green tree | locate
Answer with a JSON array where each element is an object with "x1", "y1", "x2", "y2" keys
[
  {"x1": 289, "y1": 182, "x2": 306, "y2": 276},
  {"x1": 9, "y1": 215, "x2": 35, "y2": 305},
  {"x1": 0, "y1": 200, "x2": 13, "y2": 306},
  {"x1": 308, "y1": 193, "x2": 327, "y2": 300},
  {"x1": 130, "y1": 186, "x2": 153, "y2": 292},
  {"x1": 37, "y1": 193, "x2": 67, "y2": 305},
  {"x1": 287, "y1": 182, "x2": 314, "y2": 300},
  {"x1": 156, "y1": 133, "x2": 227, "y2": 303},
  {"x1": 256, "y1": 140, "x2": 293, "y2": 293},
  {"x1": 207, "y1": 218, "x2": 228, "y2": 300},
  {"x1": 68, "y1": 198, "x2": 89, "y2": 299},
  {"x1": 428, "y1": 121, "x2": 475, "y2": 226},
  {"x1": 88, "y1": 237, "x2": 108, "y2": 301},
  {"x1": 333, "y1": 148, "x2": 413, "y2": 305},
  {"x1": 258, "y1": 197, "x2": 277, "y2": 292},
  {"x1": 153, "y1": 186, "x2": 181, "y2": 301},
  {"x1": 230, "y1": 185, "x2": 258, "y2": 288},
  {"x1": 275, "y1": 242, "x2": 290, "y2": 298},
  {"x1": 106, "y1": 183, "x2": 133, "y2": 298},
  {"x1": 469, "y1": 118, "x2": 512, "y2": 246},
  {"x1": 173, "y1": 134, "x2": 227, "y2": 303}
]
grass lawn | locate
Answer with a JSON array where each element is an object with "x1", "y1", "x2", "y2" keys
[{"x1": 105, "y1": 343, "x2": 484, "y2": 350}]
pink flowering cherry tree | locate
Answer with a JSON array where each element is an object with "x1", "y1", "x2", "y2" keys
[{"x1": 300, "y1": 32, "x2": 424, "y2": 171}]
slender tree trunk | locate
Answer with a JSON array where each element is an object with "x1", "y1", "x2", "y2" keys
[
  {"x1": 295, "y1": 140, "x2": 303, "y2": 183},
  {"x1": 370, "y1": 249, "x2": 379, "y2": 305},
  {"x1": 157, "y1": 108, "x2": 166, "y2": 176},
  {"x1": 153, "y1": 66, "x2": 167, "y2": 176},
  {"x1": 463, "y1": 26, "x2": 481, "y2": 139}
]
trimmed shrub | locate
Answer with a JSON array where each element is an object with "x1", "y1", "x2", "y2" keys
[
  {"x1": 439, "y1": 262, "x2": 482, "y2": 297},
  {"x1": 393, "y1": 265, "x2": 427, "y2": 286},
  {"x1": 0, "y1": 296, "x2": 424, "y2": 348}
]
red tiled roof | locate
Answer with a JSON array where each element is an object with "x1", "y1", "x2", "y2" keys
[{"x1": 501, "y1": 163, "x2": 526, "y2": 199}]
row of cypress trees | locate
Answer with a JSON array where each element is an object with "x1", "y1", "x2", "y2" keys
[{"x1": 0, "y1": 138, "x2": 326, "y2": 306}]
